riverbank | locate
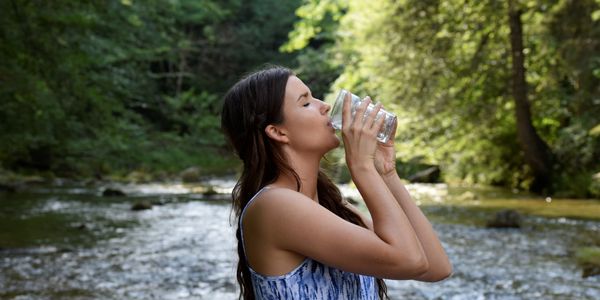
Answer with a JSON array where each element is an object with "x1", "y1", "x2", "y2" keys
[
  {"x1": 1, "y1": 181, "x2": 599, "y2": 299},
  {"x1": 3, "y1": 173, "x2": 599, "y2": 223}
]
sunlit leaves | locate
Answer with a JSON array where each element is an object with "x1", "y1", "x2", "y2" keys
[
  {"x1": 286, "y1": 0, "x2": 599, "y2": 191},
  {"x1": 281, "y1": 0, "x2": 346, "y2": 52}
]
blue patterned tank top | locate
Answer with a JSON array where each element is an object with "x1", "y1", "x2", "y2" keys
[{"x1": 240, "y1": 187, "x2": 378, "y2": 299}]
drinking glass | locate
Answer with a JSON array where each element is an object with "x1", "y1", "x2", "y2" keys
[{"x1": 330, "y1": 89, "x2": 397, "y2": 143}]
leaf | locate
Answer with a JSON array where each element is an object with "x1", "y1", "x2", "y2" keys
[
  {"x1": 592, "y1": 10, "x2": 600, "y2": 21},
  {"x1": 590, "y1": 124, "x2": 600, "y2": 137}
]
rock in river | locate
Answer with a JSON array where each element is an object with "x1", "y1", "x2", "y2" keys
[
  {"x1": 486, "y1": 209, "x2": 521, "y2": 228},
  {"x1": 102, "y1": 188, "x2": 126, "y2": 197},
  {"x1": 181, "y1": 166, "x2": 202, "y2": 183},
  {"x1": 131, "y1": 201, "x2": 152, "y2": 211}
]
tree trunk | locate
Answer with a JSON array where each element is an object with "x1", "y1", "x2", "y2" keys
[{"x1": 508, "y1": 0, "x2": 554, "y2": 194}]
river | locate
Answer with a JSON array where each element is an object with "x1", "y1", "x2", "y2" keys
[{"x1": 1, "y1": 180, "x2": 599, "y2": 299}]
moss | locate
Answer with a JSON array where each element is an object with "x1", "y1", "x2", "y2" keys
[
  {"x1": 575, "y1": 247, "x2": 600, "y2": 278},
  {"x1": 439, "y1": 186, "x2": 600, "y2": 221}
]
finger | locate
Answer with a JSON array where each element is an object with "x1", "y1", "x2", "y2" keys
[
  {"x1": 365, "y1": 102, "x2": 383, "y2": 130},
  {"x1": 353, "y1": 97, "x2": 370, "y2": 129},
  {"x1": 373, "y1": 110, "x2": 386, "y2": 134},
  {"x1": 341, "y1": 90, "x2": 352, "y2": 130}
]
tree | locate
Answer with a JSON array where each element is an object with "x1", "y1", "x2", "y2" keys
[
  {"x1": 508, "y1": 0, "x2": 554, "y2": 193},
  {"x1": 0, "y1": 0, "x2": 302, "y2": 176},
  {"x1": 286, "y1": 0, "x2": 600, "y2": 195}
]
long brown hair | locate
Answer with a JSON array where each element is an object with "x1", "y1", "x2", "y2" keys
[{"x1": 221, "y1": 66, "x2": 387, "y2": 299}]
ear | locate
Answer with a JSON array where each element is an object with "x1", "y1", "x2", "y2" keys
[{"x1": 264, "y1": 124, "x2": 289, "y2": 143}]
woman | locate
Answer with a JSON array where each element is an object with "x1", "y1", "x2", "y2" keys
[{"x1": 221, "y1": 66, "x2": 452, "y2": 299}]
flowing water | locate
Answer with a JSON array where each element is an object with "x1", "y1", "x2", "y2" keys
[{"x1": 1, "y1": 180, "x2": 599, "y2": 299}]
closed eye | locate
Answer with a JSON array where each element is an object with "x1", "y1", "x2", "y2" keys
[{"x1": 302, "y1": 102, "x2": 310, "y2": 107}]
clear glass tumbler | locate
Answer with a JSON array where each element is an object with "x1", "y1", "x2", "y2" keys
[{"x1": 330, "y1": 89, "x2": 397, "y2": 144}]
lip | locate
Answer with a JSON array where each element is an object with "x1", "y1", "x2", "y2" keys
[{"x1": 327, "y1": 120, "x2": 336, "y2": 133}]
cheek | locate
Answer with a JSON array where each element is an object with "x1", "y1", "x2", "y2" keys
[{"x1": 289, "y1": 123, "x2": 339, "y2": 152}]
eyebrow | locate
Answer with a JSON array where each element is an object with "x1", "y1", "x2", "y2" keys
[{"x1": 296, "y1": 92, "x2": 309, "y2": 102}]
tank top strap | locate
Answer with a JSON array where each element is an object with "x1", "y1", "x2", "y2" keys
[{"x1": 239, "y1": 186, "x2": 269, "y2": 258}]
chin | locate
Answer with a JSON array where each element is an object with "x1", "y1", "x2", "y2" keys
[
  {"x1": 334, "y1": 136, "x2": 341, "y2": 147},
  {"x1": 328, "y1": 136, "x2": 341, "y2": 149}
]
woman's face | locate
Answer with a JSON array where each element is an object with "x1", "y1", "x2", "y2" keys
[{"x1": 276, "y1": 75, "x2": 340, "y2": 155}]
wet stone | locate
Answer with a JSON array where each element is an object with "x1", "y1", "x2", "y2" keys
[
  {"x1": 486, "y1": 209, "x2": 521, "y2": 228},
  {"x1": 102, "y1": 188, "x2": 126, "y2": 197},
  {"x1": 576, "y1": 247, "x2": 600, "y2": 278},
  {"x1": 131, "y1": 201, "x2": 152, "y2": 211},
  {"x1": 582, "y1": 264, "x2": 600, "y2": 278},
  {"x1": 181, "y1": 167, "x2": 202, "y2": 183},
  {"x1": 0, "y1": 183, "x2": 18, "y2": 193},
  {"x1": 202, "y1": 186, "x2": 218, "y2": 196}
]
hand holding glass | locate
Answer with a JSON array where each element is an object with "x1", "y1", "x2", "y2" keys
[{"x1": 330, "y1": 89, "x2": 397, "y2": 144}]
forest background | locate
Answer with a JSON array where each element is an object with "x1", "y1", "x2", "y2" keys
[{"x1": 1, "y1": 0, "x2": 599, "y2": 198}]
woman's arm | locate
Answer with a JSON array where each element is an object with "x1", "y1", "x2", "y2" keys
[
  {"x1": 341, "y1": 95, "x2": 432, "y2": 277},
  {"x1": 245, "y1": 95, "x2": 430, "y2": 280},
  {"x1": 344, "y1": 168, "x2": 452, "y2": 281},
  {"x1": 250, "y1": 183, "x2": 429, "y2": 280},
  {"x1": 372, "y1": 123, "x2": 452, "y2": 282},
  {"x1": 381, "y1": 172, "x2": 453, "y2": 281}
]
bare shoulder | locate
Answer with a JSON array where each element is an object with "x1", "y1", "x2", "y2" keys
[
  {"x1": 246, "y1": 187, "x2": 370, "y2": 235},
  {"x1": 242, "y1": 186, "x2": 429, "y2": 279},
  {"x1": 241, "y1": 187, "x2": 316, "y2": 275},
  {"x1": 243, "y1": 187, "x2": 312, "y2": 222},
  {"x1": 245, "y1": 187, "x2": 319, "y2": 224}
]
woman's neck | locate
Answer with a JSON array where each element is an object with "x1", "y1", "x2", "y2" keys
[{"x1": 273, "y1": 152, "x2": 321, "y2": 202}]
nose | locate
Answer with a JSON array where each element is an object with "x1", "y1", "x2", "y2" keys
[{"x1": 321, "y1": 101, "x2": 331, "y2": 115}]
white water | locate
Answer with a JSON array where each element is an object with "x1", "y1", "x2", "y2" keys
[{"x1": 1, "y1": 182, "x2": 599, "y2": 299}]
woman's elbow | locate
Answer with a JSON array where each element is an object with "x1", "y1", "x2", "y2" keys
[
  {"x1": 388, "y1": 252, "x2": 429, "y2": 280},
  {"x1": 419, "y1": 262, "x2": 453, "y2": 282},
  {"x1": 438, "y1": 263, "x2": 454, "y2": 280},
  {"x1": 412, "y1": 254, "x2": 430, "y2": 277}
]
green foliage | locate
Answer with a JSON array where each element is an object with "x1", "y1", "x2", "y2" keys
[
  {"x1": 294, "y1": 48, "x2": 343, "y2": 99},
  {"x1": 281, "y1": 0, "x2": 346, "y2": 52},
  {"x1": 576, "y1": 246, "x2": 600, "y2": 265},
  {"x1": 590, "y1": 173, "x2": 600, "y2": 198},
  {"x1": 2, "y1": 0, "x2": 598, "y2": 198},
  {"x1": 285, "y1": 0, "x2": 599, "y2": 196},
  {"x1": 326, "y1": 0, "x2": 524, "y2": 186},
  {"x1": 0, "y1": 0, "x2": 301, "y2": 178},
  {"x1": 280, "y1": 0, "x2": 346, "y2": 99}
]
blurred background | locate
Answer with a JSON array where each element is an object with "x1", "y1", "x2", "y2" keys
[{"x1": 1, "y1": 0, "x2": 599, "y2": 299}]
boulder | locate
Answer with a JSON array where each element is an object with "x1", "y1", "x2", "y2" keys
[
  {"x1": 203, "y1": 186, "x2": 218, "y2": 196},
  {"x1": 131, "y1": 201, "x2": 152, "y2": 211},
  {"x1": 181, "y1": 167, "x2": 202, "y2": 183},
  {"x1": 486, "y1": 209, "x2": 521, "y2": 228},
  {"x1": 408, "y1": 166, "x2": 441, "y2": 183},
  {"x1": 576, "y1": 247, "x2": 600, "y2": 278},
  {"x1": 102, "y1": 188, "x2": 126, "y2": 197},
  {"x1": 0, "y1": 182, "x2": 17, "y2": 193},
  {"x1": 74, "y1": 223, "x2": 88, "y2": 230}
]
